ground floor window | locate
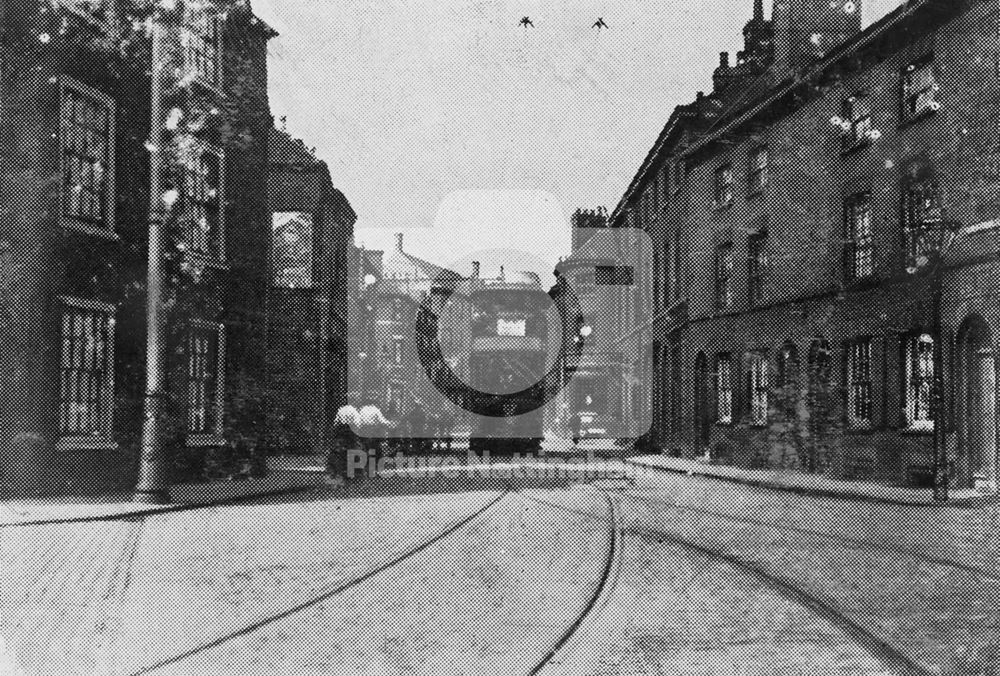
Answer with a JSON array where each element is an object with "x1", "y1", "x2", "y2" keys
[
  {"x1": 847, "y1": 338, "x2": 874, "y2": 428},
  {"x1": 59, "y1": 299, "x2": 115, "y2": 438},
  {"x1": 188, "y1": 322, "x2": 224, "y2": 435},
  {"x1": 716, "y1": 354, "x2": 733, "y2": 424},
  {"x1": 748, "y1": 353, "x2": 768, "y2": 426},
  {"x1": 906, "y1": 333, "x2": 935, "y2": 430}
]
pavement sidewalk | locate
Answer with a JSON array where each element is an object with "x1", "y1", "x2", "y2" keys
[
  {"x1": 626, "y1": 454, "x2": 996, "y2": 507},
  {"x1": 0, "y1": 459, "x2": 326, "y2": 527}
]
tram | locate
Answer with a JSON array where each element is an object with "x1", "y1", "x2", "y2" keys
[{"x1": 466, "y1": 271, "x2": 548, "y2": 455}]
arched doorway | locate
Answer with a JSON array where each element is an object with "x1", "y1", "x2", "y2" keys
[
  {"x1": 693, "y1": 353, "x2": 710, "y2": 452},
  {"x1": 806, "y1": 339, "x2": 833, "y2": 474},
  {"x1": 958, "y1": 316, "x2": 997, "y2": 492}
]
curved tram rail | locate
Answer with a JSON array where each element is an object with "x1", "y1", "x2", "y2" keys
[{"x1": 523, "y1": 479, "x2": 940, "y2": 676}]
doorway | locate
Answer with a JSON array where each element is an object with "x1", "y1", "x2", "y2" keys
[{"x1": 959, "y1": 317, "x2": 997, "y2": 492}]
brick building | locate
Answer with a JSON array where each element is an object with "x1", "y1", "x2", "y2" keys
[
  {"x1": 266, "y1": 126, "x2": 356, "y2": 455},
  {"x1": 0, "y1": 0, "x2": 276, "y2": 496},
  {"x1": 350, "y1": 234, "x2": 470, "y2": 423},
  {"x1": 611, "y1": 0, "x2": 1000, "y2": 491}
]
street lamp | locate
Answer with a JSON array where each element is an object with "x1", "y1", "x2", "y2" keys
[
  {"x1": 906, "y1": 214, "x2": 960, "y2": 502},
  {"x1": 134, "y1": 7, "x2": 174, "y2": 504}
]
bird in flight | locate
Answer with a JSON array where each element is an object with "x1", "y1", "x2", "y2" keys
[
  {"x1": 593, "y1": 17, "x2": 608, "y2": 30},
  {"x1": 519, "y1": 16, "x2": 534, "y2": 28}
]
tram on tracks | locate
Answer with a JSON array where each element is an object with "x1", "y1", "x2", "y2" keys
[{"x1": 466, "y1": 271, "x2": 549, "y2": 455}]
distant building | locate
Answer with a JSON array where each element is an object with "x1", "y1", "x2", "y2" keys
[
  {"x1": 266, "y1": 127, "x2": 356, "y2": 456},
  {"x1": 612, "y1": 0, "x2": 1000, "y2": 492},
  {"x1": 351, "y1": 234, "x2": 470, "y2": 421}
]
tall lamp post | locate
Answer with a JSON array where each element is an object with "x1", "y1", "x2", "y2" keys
[
  {"x1": 134, "y1": 8, "x2": 174, "y2": 504},
  {"x1": 908, "y1": 215, "x2": 960, "y2": 502}
]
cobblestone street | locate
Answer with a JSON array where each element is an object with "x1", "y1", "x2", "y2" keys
[{"x1": 2, "y1": 466, "x2": 997, "y2": 675}]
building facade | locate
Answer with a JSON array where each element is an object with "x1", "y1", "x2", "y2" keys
[
  {"x1": 350, "y1": 234, "x2": 471, "y2": 423},
  {"x1": 0, "y1": 0, "x2": 276, "y2": 496},
  {"x1": 611, "y1": 0, "x2": 1000, "y2": 491},
  {"x1": 266, "y1": 126, "x2": 356, "y2": 456}
]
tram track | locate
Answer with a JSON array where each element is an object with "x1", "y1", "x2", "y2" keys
[
  {"x1": 128, "y1": 488, "x2": 511, "y2": 676},
  {"x1": 623, "y1": 489, "x2": 999, "y2": 582},
  {"x1": 523, "y1": 480, "x2": 941, "y2": 676},
  {"x1": 524, "y1": 485, "x2": 624, "y2": 676}
]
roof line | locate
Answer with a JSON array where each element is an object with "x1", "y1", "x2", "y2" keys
[{"x1": 609, "y1": 0, "x2": 938, "y2": 224}]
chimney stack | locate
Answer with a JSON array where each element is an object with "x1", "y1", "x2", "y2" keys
[
  {"x1": 394, "y1": 232, "x2": 403, "y2": 252},
  {"x1": 720, "y1": 51, "x2": 730, "y2": 68},
  {"x1": 471, "y1": 261, "x2": 480, "y2": 278},
  {"x1": 771, "y1": 0, "x2": 862, "y2": 79}
]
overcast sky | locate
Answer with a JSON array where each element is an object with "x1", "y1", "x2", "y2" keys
[{"x1": 252, "y1": 0, "x2": 903, "y2": 281}]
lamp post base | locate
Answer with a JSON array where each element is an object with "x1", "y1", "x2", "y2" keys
[{"x1": 132, "y1": 489, "x2": 171, "y2": 505}]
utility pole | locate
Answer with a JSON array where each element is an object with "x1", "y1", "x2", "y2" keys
[{"x1": 134, "y1": 11, "x2": 172, "y2": 504}]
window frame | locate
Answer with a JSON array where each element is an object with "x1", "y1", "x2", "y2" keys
[
  {"x1": 904, "y1": 333, "x2": 935, "y2": 431},
  {"x1": 747, "y1": 234, "x2": 767, "y2": 307},
  {"x1": 902, "y1": 55, "x2": 939, "y2": 123},
  {"x1": 178, "y1": 142, "x2": 226, "y2": 263},
  {"x1": 716, "y1": 353, "x2": 734, "y2": 424},
  {"x1": 672, "y1": 161, "x2": 684, "y2": 195},
  {"x1": 182, "y1": 4, "x2": 224, "y2": 90},
  {"x1": 846, "y1": 191, "x2": 875, "y2": 281},
  {"x1": 270, "y1": 210, "x2": 316, "y2": 289},
  {"x1": 747, "y1": 352, "x2": 769, "y2": 427},
  {"x1": 847, "y1": 338, "x2": 874, "y2": 429},
  {"x1": 841, "y1": 95, "x2": 873, "y2": 152},
  {"x1": 748, "y1": 146, "x2": 769, "y2": 195},
  {"x1": 58, "y1": 76, "x2": 117, "y2": 237},
  {"x1": 715, "y1": 243, "x2": 734, "y2": 312},
  {"x1": 713, "y1": 163, "x2": 735, "y2": 208},
  {"x1": 186, "y1": 320, "x2": 226, "y2": 442},
  {"x1": 56, "y1": 296, "x2": 116, "y2": 449},
  {"x1": 903, "y1": 181, "x2": 943, "y2": 266}
]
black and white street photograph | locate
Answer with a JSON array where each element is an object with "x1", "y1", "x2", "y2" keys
[{"x1": 1, "y1": 0, "x2": 998, "y2": 674}]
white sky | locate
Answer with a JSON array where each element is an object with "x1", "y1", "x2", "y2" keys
[{"x1": 252, "y1": 0, "x2": 904, "y2": 282}]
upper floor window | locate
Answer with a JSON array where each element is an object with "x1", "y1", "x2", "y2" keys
[
  {"x1": 904, "y1": 181, "x2": 943, "y2": 265},
  {"x1": 179, "y1": 144, "x2": 224, "y2": 261},
  {"x1": 58, "y1": 298, "x2": 115, "y2": 440},
  {"x1": 187, "y1": 322, "x2": 224, "y2": 436},
  {"x1": 841, "y1": 95, "x2": 873, "y2": 151},
  {"x1": 748, "y1": 234, "x2": 767, "y2": 307},
  {"x1": 846, "y1": 192, "x2": 874, "y2": 280},
  {"x1": 715, "y1": 244, "x2": 733, "y2": 312},
  {"x1": 748, "y1": 147, "x2": 768, "y2": 194},
  {"x1": 713, "y1": 164, "x2": 734, "y2": 207},
  {"x1": 673, "y1": 161, "x2": 684, "y2": 195},
  {"x1": 716, "y1": 354, "x2": 733, "y2": 424},
  {"x1": 183, "y1": 5, "x2": 223, "y2": 88},
  {"x1": 903, "y1": 56, "x2": 939, "y2": 122},
  {"x1": 748, "y1": 352, "x2": 768, "y2": 426},
  {"x1": 271, "y1": 211, "x2": 314, "y2": 288},
  {"x1": 847, "y1": 338, "x2": 874, "y2": 429},
  {"x1": 59, "y1": 78, "x2": 115, "y2": 232},
  {"x1": 905, "y1": 333, "x2": 935, "y2": 430}
]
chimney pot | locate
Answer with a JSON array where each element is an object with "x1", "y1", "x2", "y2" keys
[
  {"x1": 471, "y1": 261, "x2": 480, "y2": 278},
  {"x1": 720, "y1": 51, "x2": 730, "y2": 67},
  {"x1": 395, "y1": 233, "x2": 403, "y2": 251}
]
